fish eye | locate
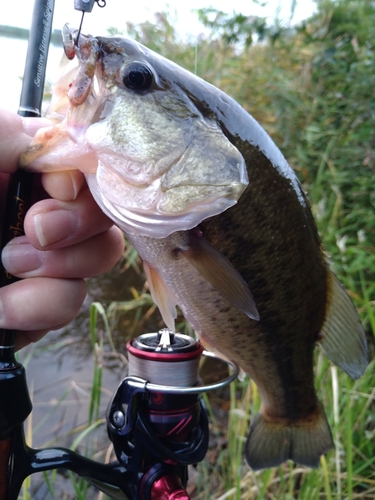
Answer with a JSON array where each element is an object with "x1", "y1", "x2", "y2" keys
[{"x1": 123, "y1": 62, "x2": 153, "y2": 91}]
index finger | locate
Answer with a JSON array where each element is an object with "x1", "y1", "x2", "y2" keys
[{"x1": 41, "y1": 170, "x2": 86, "y2": 201}]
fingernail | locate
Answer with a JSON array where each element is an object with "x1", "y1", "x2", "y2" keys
[
  {"x1": 70, "y1": 172, "x2": 82, "y2": 200},
  {"x1": 34, "y1": 209, "x2": 78, "y2": 247},
  {"x1": 2, "y1": 238, "x2": 43, "y2": 274}
]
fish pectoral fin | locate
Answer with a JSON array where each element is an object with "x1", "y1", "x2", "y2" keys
[
  {"x1": 143, "y1": 261, "x2": 177, "y2": 332},
  {"x1": 181, "y1": 232, "x2": 259, "y2": 321},
  {"x1": 318, "y1": 271, "x2": 368, "y2": 379},
  {"x1": 246, "y1": 404, "x2": 333, "y2": 471}
]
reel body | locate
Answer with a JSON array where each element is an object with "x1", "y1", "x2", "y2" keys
[
  {"x1": 1, "y1": 329, "x2": 238, "y2": 500},
  {"x1": 107, "y1": 330, "x2": 209, "y2": 500}
]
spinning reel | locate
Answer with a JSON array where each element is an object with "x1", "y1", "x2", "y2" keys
[{"x1": 0, "y1": 328, "x2": 238, "y2": 499}]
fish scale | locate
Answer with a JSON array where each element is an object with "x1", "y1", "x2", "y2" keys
[{"x1": 20, "y1": 30, "x2": 368, "y2": 471}]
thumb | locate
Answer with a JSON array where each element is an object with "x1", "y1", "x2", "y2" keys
[{"x1": 0, "y1": 108, "x2": 51, "y2": 173}]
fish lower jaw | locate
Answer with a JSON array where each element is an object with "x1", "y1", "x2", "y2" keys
[{"x1": 88, "y1": 186, "x2": 240, "y2": 239}]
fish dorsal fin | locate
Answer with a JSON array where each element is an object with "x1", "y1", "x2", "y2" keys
[
  {"x1": 143, "y1": 261, "x2": 177, "y2": 332},
  {"x1": 181, "y1": 232, "x2": 259, "y2": 321},
  {"x1": 319, "y1": 271, "x2": 368, "y2": 379}
]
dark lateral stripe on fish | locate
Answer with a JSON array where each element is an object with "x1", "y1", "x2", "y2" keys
[{"x1": 199, "y1": 145, "x2": 329, "y2": 419}]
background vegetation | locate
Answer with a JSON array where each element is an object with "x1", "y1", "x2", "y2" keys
[
  {"x1": 21, "y1": 0, "x2": 374, "y2": 498},
  {"x1": 114, "y1": 1, "x2": 375, "y2": 497}
]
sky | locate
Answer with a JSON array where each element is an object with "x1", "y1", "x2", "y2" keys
[
  {"x1": 0, "y1": 0, "x2": 316, "y2": 110},
  {"x1": 3, "y1": 0, "x2": 316, "y2": 35}
]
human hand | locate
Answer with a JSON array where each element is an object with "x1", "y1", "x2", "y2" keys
[{"x1": 0, "y1": 109, "x2": 125, "y2": 350}]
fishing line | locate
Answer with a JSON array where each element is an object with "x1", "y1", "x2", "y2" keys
[
  {"x1": 75, "y1": 10, "x2": 85, "y2": 46},
  {"x1": 74, "y1": 0, "x2": 107, "y2": 46}
]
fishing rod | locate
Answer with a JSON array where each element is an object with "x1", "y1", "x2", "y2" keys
[
  {"x1": 0, "y1": 1, "x2": 55, "y2": 499},
  {"x1": 0, "y1": 0, "x2": 55, "y2": 354}
]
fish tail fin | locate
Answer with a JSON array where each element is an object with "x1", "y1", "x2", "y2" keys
[
  {"x1": 319, "y1": 271, "x2": 368, "y2": 379},
  {"x1": 245, "y1": 404, "x2": 333, "y2": 471}
]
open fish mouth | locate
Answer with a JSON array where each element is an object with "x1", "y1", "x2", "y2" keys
[{"x1": 20, "y1": 25, "x2": 249, "y2": 238}]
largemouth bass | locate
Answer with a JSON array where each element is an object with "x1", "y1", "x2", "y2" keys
[{"x1": 20, "y1": 28, "x2": 368, "y2": 470}]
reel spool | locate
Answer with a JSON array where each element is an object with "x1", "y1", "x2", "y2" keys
[
  {"x1": 126, "y1": 328, "x2": 239, "y2": 394},
  {"x1": 127, "y1": 329, "x2": 203, "y2": 388}
]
